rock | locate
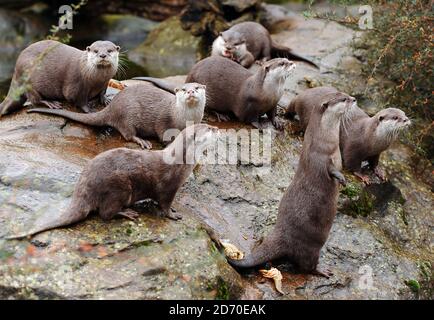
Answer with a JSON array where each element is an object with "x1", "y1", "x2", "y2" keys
[
  {"x1": 0, "y1": 111, "x2": 243, "y2": 299},
  {"x1": 69, "y1": 14, "x2": 158, "y2": 51},
  {"x1": 0, "y1": 4, "x2": 432, "y2": 301},
  {"x1": 128, "y1": 17, "x2": 200, "y2": 77},
  {"x1": 0, "y1": 9, "x2": 49, "y2": 92}
]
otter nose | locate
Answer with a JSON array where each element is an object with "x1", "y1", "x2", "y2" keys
[
  {"x1": 99, "y1": 53, "x2": 107, "y2": 59},
  {"x1": 350, "y1": 97, "x2": 356, "y2": 102},
  {"x1": 187, "y1": 90, "x2": 194, "y2": 95},
  {"x1": 403, "y1": 117, "x2": 409, "y2": 122}
]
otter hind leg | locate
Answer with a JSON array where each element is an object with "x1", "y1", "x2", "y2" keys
[
  {"x1": 117, "y1": 209, "x2": 140, "y2": 221},
  {"x1": 40, "y1": 100, "x2": 63, "y2": 109},
  {"x1": 98, "y1": 187, "x2": 132, "y2": 221}
]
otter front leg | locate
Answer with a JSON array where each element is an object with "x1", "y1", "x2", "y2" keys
[
  {"x1": 266, "y1": 108, "x2": 284, "y2": 130},
  {"x1": 368, "y1": 155, "x2": 386, "y2": 181},
  {"x1": 239, "y1": 52, "x2": 255, "y2": 68},
  {"x1": 158, "y1": 193, "x2": 182, "y2": 220},
  {"x1": 328, "y1": 161, "x2": 346, "y2": 186}
]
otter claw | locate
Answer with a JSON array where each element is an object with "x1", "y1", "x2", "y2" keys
[
  {"x1": 132, "y1": 137, "x2": 152, "y2": 149},
  {"x1": 118, "y1": 210, "x2": 139, "y2": 221},
  {"x1": 313, "y1": 268, "x2": 333, "y2": 279},
  {"x1": 354, "y1": 172, "x2": 371, "y2": 185},
  {"x1": 166, "y1": 211, "x2": 182, "y2": 220},
  {"x1": 41, "y1": 100, "x2": 63, "y2": 109},
  {"x1": 272, "y1": 119, "x2": 284, "y2": 131}
]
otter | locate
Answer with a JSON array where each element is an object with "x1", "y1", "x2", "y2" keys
[
  {"x1": 28, "y1": 82, "x2": 206, "y2": 149},
  {"x1": 228, "y1": 91, "x2": 353, "y2": 277},
  {"x1": 284, "y1": 87, "x2": 410, "y2": 183},
  {"x1": 0, "y1": 40, "x2": 120, "y2": 116},
  {"x1": 211, "y1": 21, "x2": 318, "y2": 69},
  {"x1": 185, "y1": 56, "x2": 295, "y2": 129},
  {"x1": 7, "y1": 124, "x2": 218, "y2": 239}
]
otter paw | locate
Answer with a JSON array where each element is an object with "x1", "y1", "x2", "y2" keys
[
  {"x1": 313, "y1": 268, "x2": 333, "y2": 279},
  {"x1": 166, "y1": 211, "x2": 182, "y2": 221},
  {"x1": 214, "y1": 112, "x2": 231, "y2": 122},
  {"x1": 132, "y1": 136, "x2": 152, "y2": 149},
  {"x1": 118, "y1": 209, "x2": 139, "y2": 221},
  {"x1": 41, "y1": 100, "x2": 63, "y2": 109},
  {"x1": 354, "y1": 172, "x2": 371, "y2": 185},
  {"x1": 272, "y1": 118, "x2": 285, "y2": 131}
]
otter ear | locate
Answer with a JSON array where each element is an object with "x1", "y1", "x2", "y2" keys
[
  {"x1": 175, "y1": 87, "x2": 180, "y2": 93},
  {"x1": 219, "y1": 32, "x2": 223, "y2": 37},
  {"x1": 201, "y1": 84, "x2": 206, "y2": 90},
  {"x1": 255, "y1": 60, "x2": 264, "y2": 66},
  {"x1": 264, "y1": 65, "x2": 270, "y2": 72},
  {"x1": 321, "y1": 102, "x2": 328, "y2": 111},
  {"x1": 86, "y1": 46, "x2": 90, "y2": 52},
  {"x1": 115, "y1": 46, "x2": 120, "y2": 51}
]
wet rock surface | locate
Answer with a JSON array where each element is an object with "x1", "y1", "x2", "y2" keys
[{"x1": 0, "y1": 6, "x2": 432, "y2": 300}]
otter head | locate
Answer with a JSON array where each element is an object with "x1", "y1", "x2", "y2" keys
[
  {"x1": 86, "y1": 41, "x2": 120, "y2": 69},
  {"x1": 175, "y1": 83, "x2": 206, "y2": 109},
  {"x1": 219, "y1": 31, "x2": 247, "y2": 58},
  {"x1": 320, "y1": 93, "x2": 356, "y2": 126},
  {"x1": 260, "y1": 58, "x2": 296, "y2": 82},
  {"x1": 375, "y1": 108, "x2": 410, "y2": 139}
]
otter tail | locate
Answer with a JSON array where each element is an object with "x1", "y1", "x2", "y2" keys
[
  {"x1": 0, "y1": 75, "x2": 26, "y2": 117},
  {"x1": 132, "y1": 77, "x2": 176, "y2": 94},
  {"x1": 27, "y1": 108, "x2": 108, "y2": 127},
  {"x1": 271, "y1": 41, "x2": 319, "y2": 69},
  {"x1": 228, "y1": 236, "x2": 282, "y2": 269},
  {"x1": 6, "y1": 199, "x2": 91, "y2": 240}
]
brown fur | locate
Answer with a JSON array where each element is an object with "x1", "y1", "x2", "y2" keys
[
  {"x1": 0, "y1": 40, "x2": 119, "y2": 115},
  {"x1": 229, "y1": 92, "x2": 352, "y2": 276},
  {"x1": 284, "y1": 87, "x2": 410, "y2": 179},
  {"x1": 186, "y1": 56, "x2": 294, "y2": 129},
  {"x1": 7, "y1": 124, "x2": 218, "y2": 239},
  {"x1": 213, "y1": 21, "x2": 318, "y2": 68},
  {"x1": 28, "y1": 82, "x2": 206, "y2": 149}
]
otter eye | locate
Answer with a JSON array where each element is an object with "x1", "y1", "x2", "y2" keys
[
  {"x1": 107, "y1": 49, "x2": 113, "y2": 53},
  {"x1": 94, "y1": 50, "x2": 98, "y2": 54},
  {"x1": 195, "y1": 87, "x2": 199, "y2": 90},
  {"x1": 279, "y1": 62, "x2": 285, "y2": 66},
  {"x1": 379, "y1": 116, "x2": 384, "y2": 121},
  {"x1": 393, "y1": 116, "x2": 398, "y2": 120}
]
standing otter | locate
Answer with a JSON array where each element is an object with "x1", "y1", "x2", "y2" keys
[
  {"x1": 7, "y1": 124, "x2": 218, "y2": 239},
  {"x1": 228, "y1": 91, "x2": 353, "y2": 277},
  {"x1": 185, "y1": 56, "x2": 295, "y2": 129},
  {"x1": 211, "y1": 21, "x2": 318, "y2": 69},
  {"x1": 28, "y1": 82, "x2": 206, "y2": 149},
  {"x1": 284, "y1": 87, "x2": 411, "y2": 183},
  {"x1": 0, "y1": 40, "x2": 120, "y2": 116}
]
